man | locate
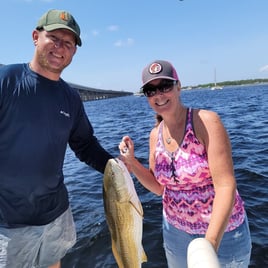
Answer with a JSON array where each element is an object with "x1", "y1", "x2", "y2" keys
[{"x1": 0, "y1": 9, "x2": 113, "y2": 267}]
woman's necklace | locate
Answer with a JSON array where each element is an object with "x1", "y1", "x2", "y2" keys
[
  {"x1": 164, "y1": 122, "x2": 172, "y2": 144},
  {"x1": 163, "y1": 107, "x2": 186, "y2": 145},
  {"x1": 166, "y1": 136, "x2": 172, "y2": 144}
]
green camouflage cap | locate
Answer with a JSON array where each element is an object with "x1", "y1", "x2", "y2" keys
[{"x1": 36, "y1": 9, "x2": 82, "y2": 46}]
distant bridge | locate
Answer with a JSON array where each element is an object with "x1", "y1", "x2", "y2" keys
[{"x1": 69, "y1": 82, "x2": 133, "y2": 101}]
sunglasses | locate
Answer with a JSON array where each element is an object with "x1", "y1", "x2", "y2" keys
[{"x1": 142, "y1": 80, "x2": 178, "y2": 97}]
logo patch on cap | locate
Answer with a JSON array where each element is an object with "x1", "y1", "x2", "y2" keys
[
  {"x1": 149, "y1": 63, "x2": 162, "y2": 74},
  {"x1": 60, "y1": 12, "x2": 68, "y2": 21}
]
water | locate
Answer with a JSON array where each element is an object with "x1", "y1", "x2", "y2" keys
[{"x1": 62, "y1": 84, "x2": 268, "y2": 267}]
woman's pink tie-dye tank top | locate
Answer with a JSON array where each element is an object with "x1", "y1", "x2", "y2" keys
[{"x1": 154, "y1": 108, "x2": 245, "y2": 234}]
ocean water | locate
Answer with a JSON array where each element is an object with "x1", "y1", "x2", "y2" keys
[{"x1": 62, "y1": 84, "x2": 268, "y2": 267}]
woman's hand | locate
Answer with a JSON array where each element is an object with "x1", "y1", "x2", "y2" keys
[
  {"x1": 118, "y1": 136, "x2": 136, "y2": 172},
  {"x1": 118, "y1": 135, "x2": 164, "y2": 196},
  {"x1": 119, "y1": 136, "x2": 132, "y2": 154}
]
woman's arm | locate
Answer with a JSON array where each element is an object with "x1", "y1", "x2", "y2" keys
[
  {"x1": 197, "y1": 110, "x2": 236, "y2": 251},
  {"x1": 119, "y1": 132, "x2": 164, "y2": 196}
]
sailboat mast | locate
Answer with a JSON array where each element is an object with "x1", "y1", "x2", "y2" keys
[
  {"x1": 211, "y1": 68, "x2": 223, "y2": 90},
  {"x1": 214, "y1": 67, "x2": 217, "y2": 86}
]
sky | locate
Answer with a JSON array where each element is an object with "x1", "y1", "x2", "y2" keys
[{"x1": 1, "y1": 0, "x2": 268, "y2": 92}]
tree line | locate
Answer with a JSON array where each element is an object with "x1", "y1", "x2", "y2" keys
[{"x1": 185, "y1": 78, "x2": 268, "y2": 89}]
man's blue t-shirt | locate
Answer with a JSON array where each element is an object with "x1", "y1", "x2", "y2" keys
[{"x1": 0, "y1": 63, "x2": 112, "y2": 227}]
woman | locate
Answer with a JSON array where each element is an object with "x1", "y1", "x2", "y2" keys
[{"x1": 119, "y1": 60, "x2": 251, "y2": 267}]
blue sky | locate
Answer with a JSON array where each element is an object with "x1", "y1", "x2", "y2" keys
[{"x1": 1, "y1": 0, "x2": 268, "y2": 92}]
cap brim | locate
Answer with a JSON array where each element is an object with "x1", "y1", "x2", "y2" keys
[
  {"x1": 43, "y1": 24, "x2": 82, "y2": 46},
  {"x1": 141, "y1": 76, "x2": 177, "y2": 89}
]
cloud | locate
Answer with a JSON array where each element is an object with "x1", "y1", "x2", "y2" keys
[
  {"x1": 107, "y1": 25, "x2": 119, "y2": 32},
  {"x1": 114, "y1": 40, "x2": 123, "y2": 47},
  {"x1": 92, "y1": 30, "x2": 100, "y2": 36},
  {"x1": 259, "y1": 65, "x2": 268, "y2": 72},
  {"x1": 114, "y1": 38, "x2": 134, "y2": 47}
]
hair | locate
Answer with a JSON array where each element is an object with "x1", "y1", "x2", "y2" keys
[
  {"x1": 155, "y1": 114, "x2": 163, "y2": 127},
  {"x1": 36, "y1": 27, "x2": 44, "y2": 31}
]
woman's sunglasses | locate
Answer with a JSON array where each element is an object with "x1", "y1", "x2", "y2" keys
[{"x1": 142, "y1": 80, "x2": 178, "y2": 97}]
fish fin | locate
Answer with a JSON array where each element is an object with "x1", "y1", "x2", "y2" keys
[
  {"x1": 129, "y1": 196, "x2": 144, "y2": 217},
  {"x1": 142, "y1": 249, "x2": 148, "y2": 263},
  {"x1": 116, "y1": 157, "x2": 144, "y2": 217}
]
